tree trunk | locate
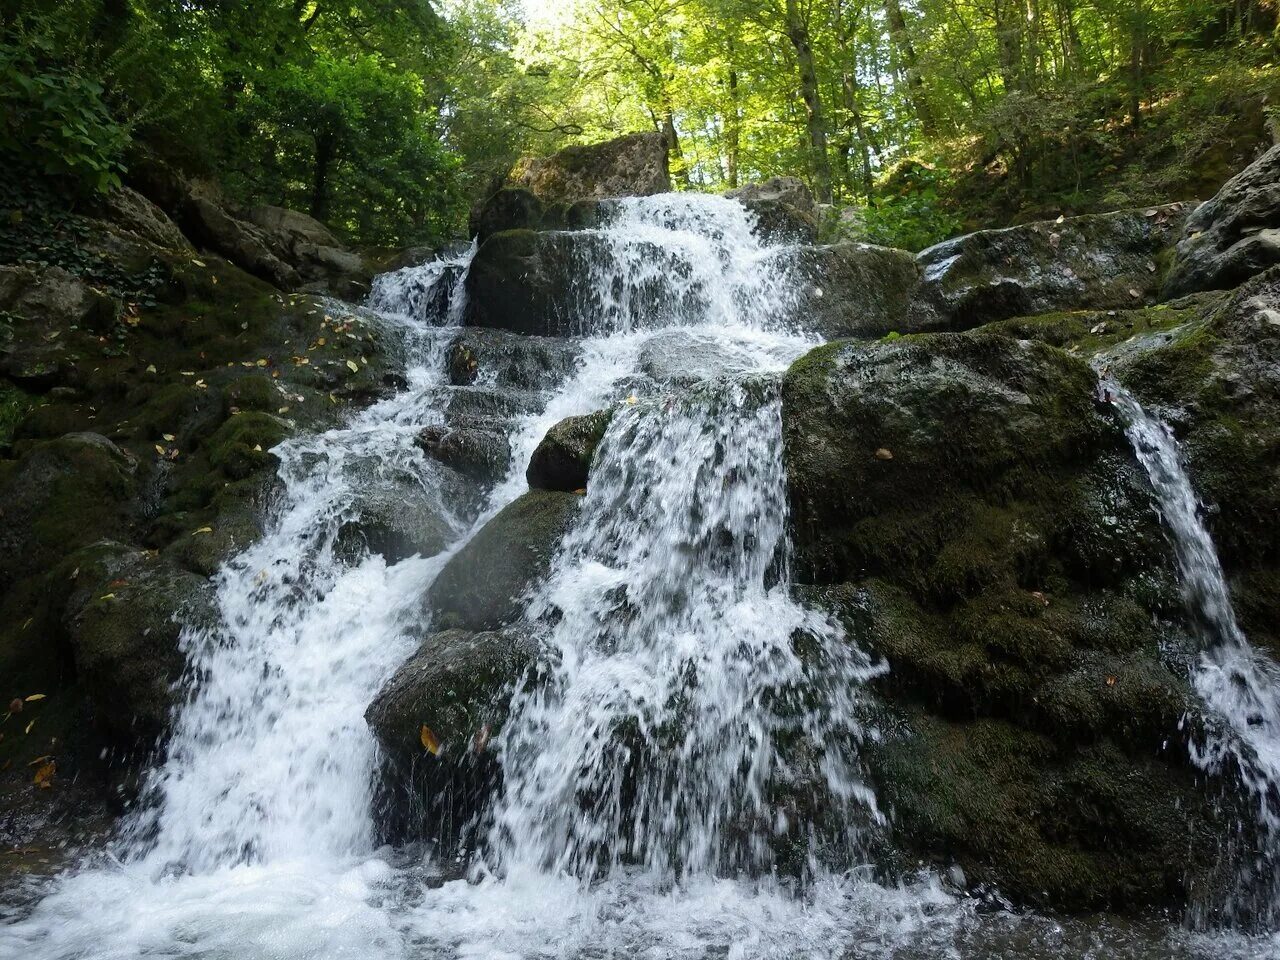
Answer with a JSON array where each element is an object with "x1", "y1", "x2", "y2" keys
[
  {"x1": 884, "y1": 0, "x2": 934, "y2": 134},
  {"x1": 785, "y1": 0, "x2": 833, "y2": 202},
  {"x1": 726, "y1": 63, "x2": 742, "y2": 189},
  {"x1": 311, "y1": 130, "x2": 335, "y2": 223},
  {"x1": 833, "y1": 0, "x2": 876, "y2": 202}
]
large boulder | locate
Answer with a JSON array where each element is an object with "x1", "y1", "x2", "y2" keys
[
  {"x1": 526, "y1": 410, "x2": 612, "y2": 492},
  {"x1": 463, "y1": 230, "x2": 588, "y2": 336},
  {"x1": 366, "y1": 626, "x2": 535, "y2": 763},
  {"x1": 727, "y1": 177, "x2": 819, "y2": 243},
  {"x1": 427, "y1": 489, "x2": 579, "y2": 631},
  {"x1": 789, "y1": 242, "x2": 921, "y2": 339},
  {"x1": 184, "y1": 197, "x2": 302, "y2": 291},
  {"x1": 468, "y1": 188, "x2": 605, "y2": 242},
  {"x1": 1165, "y1": 145, "x2": 1280, "y2": 297},
  {"x1": 1112, "y1": 267, "x2": 1280, "y2": 657},
  {"x1": 509, "y1": 132, "x2": 670, "y2": 204},
  {"x1": 906, "y1": 204, "x2": 1193, "y2": 331},
  {"x1": 781, "y1": 331, "x2": 1239, "y2": 911}
]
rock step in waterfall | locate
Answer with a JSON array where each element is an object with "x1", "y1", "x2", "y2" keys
[{"x1": 2, "y1": 133, "x2": 1280, "y2": 958}]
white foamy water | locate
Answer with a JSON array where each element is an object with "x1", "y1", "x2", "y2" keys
[{"x1": 3, "y1": 196, "x2": 1267, "y2": 959}]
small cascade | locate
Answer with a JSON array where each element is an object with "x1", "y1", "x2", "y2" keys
[
  {"x1": 563, "y1": 194, "x2": 804, "y2": 335},
  {"x1": 1103, "y1": 377, "x2": 1280, "y2": 924},
  {"x1": 487, "y1": 380, "x2": 883, "y2": 882}
]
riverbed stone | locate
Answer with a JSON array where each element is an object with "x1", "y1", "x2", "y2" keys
[{"x1": 789, "y1": 242, "x2": 921, "y2": 339}]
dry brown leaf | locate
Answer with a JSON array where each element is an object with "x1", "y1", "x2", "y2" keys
[{"x1": 874, "y1": 448, "x2": 894, "y2": 461}]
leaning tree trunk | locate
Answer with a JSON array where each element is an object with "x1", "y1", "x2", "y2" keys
[{"x1": 785, "y1": 0, "x2": 833, "y2": 203}]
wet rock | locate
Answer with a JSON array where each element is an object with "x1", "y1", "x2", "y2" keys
[
  {"x1": 445, "y1": 328, "x2": 580, "y2": 390},
  {"x1": 470, "y1": 188, "x2": 608, "y2": 242},
  {"x1": 727, "y1": 177, "x2": 819, "y2": 243},
  {"x1": 465, "y1": 229, "x2": 723, "y2": 337},
  {"x1": 526, "y1": 410, "x2": 612, "y2": 491},
  {"x1": 427, "y1": 489, "x2": 579, "y2": 631},
  {"x1": 790, "y1": 242, "x2": 921, "y2": 339},
  {"x1": 57, "y1": 540, "x2": 214, "y2": 748},
  {"x1": 336, "y1": 474, "x2": 458, "y2": 564},
  {"x1": 416, "y1": 423, "x2": 512, "y2": 487},
  {"x1": 509, "y1": 131, "x2": 670, "y2": 203},
  {"x1": 782, "y1": 331, "x2": 1235, "y2": 911},
  {"x1": 906, "y1": 204, "x2": 1193, "y2": 331},
  {"x1": 637, "y1": 329, "x2": 759, "y2": 385},
  {"x1": 463, "y1": 230, "x2": 602, "y2": 336},
  {"x1": 0, "y1": 433, "x2": 137, "y2": 589},
  {"x1": 1165, "y1": 145, "x2": 1280, "y2": 297},
  {"x1": 366, "y1": 626, "x2": 536, "y2": 762}
]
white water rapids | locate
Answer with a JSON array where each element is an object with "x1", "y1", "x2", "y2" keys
[{"x1": 0, "y1": 195, "x2": 1273, "y2": 959}]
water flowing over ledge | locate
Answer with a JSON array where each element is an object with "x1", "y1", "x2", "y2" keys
[{"x1": 3, "y1": 194, "x2": 1277, "y2": 960}]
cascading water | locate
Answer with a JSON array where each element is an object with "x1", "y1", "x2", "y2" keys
[
  {"x1": 1101, "y1": 375, "x2": 1280, "y2": 927},
  {"x1": 6, "y1": 194, "x2": 1263, "y2": 959}
]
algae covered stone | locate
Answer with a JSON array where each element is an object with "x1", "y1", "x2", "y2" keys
[{"x1": 427, "y1": 489, "x2": 579, "y2": 631}]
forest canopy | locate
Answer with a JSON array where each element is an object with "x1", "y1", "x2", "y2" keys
[{"x1": 3, "y1": 0, "x2": 1278, "y2": 249}]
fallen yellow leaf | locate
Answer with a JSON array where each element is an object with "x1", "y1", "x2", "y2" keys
[
  {"x1": 419, "y1": 724, "x2": 441, "y2": 755},
  {"x1": 23, "y1": 694, "x2": 46, "y2": 702},
  {"x1": 191, "y1": 526, "x2": 213, "y2": 536},
  {"x1": 32, "y1": 760, "x2": 54, "y2": 789},
  {"x1": 346, "y1": 360, "x2": 359, "y2": 373}
]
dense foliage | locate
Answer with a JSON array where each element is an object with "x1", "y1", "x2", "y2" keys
[{"x1": 3, "y1": 0, "x2": 1278, "y2": 248}]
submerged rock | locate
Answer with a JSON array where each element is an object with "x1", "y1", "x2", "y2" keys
[
  {"x1": 445, "y1": 327, "x2": 580, "y2": 390},
  {"x1": 509, "y1": 131, "x2": 670, "y2": 204},
  {"x1": 781, "y1": 330, "x2": 1239, "y2": 911},
  {"x1": 335, "y1": 474, "x2": 458, "y2": 564},
  {"x1": 1165, "y1": 145, "x2": 1280, "y2": 297},
  {"x1": 907, "y1": 204, "x2": 1192, "y2": 331},
  {"x1": 427, "y1": 489, "x2": 579, "y2": 631},
  {"x1": 526, "y1": 410, "x2": 612, "y2": 491}
]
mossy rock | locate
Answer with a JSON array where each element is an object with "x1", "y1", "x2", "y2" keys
[
  {"x1": 864, "y1": 707, "x2": 1234, "y2": 911},
  {"x1": 526, "y1": 409, "x2": 612, "y2": 492},
  {"x1": 0, "y1": 433, "x2": 138, "y2": 589},
  {"x1": 366, "y1": 626, "x2": 536, "y2": 762},
  {"x1": 427, "y1": 489, "x2": 579, "y2": 631},
  {"x1": 905, "y1": 204, "x2": 1195, "y2": 332},
  {"x1": 782, "y1": 330, "x2": 1239, "y2": 913}
]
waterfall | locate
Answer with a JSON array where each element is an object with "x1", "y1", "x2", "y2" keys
[
  {"x1": 1103, "y1": 377, "x2": 1280, "y2": 925},
  {"x1": 3, "y1": 196, "x2": 966, "y2": 959}
]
